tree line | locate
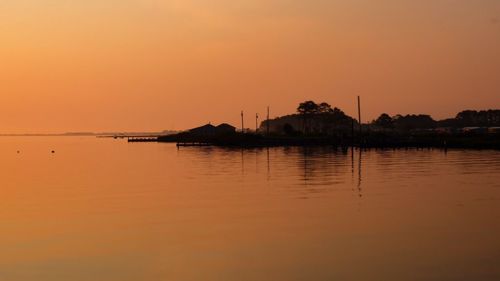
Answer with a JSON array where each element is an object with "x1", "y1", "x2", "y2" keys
[
  {"x1": 262, "y1": 101, "x2": 499, "y2": 135},
  {"x1": 373, "y1": 110, "x2": 500, "y2": 131}
]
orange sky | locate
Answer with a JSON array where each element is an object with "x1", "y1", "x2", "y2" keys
[{"x1": 0, "y1": 0, "x2": 499, "y2": 133}]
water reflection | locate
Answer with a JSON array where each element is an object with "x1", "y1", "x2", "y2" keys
[
  {"x1": 266, "y1": 148, "x2": 270, "y2": 181},
  {"x1": 358, "y1": 148, "x2": 362, "y2": 197},
  {"x1": 177, "y1": 146, "x2": 364, "y2": 197},
  {"x1": 176, "y1": 146, "x2": 500, "y2": 199},
  {"x1": 1, "y1": 137, "x2": 500, "y2": 281}
]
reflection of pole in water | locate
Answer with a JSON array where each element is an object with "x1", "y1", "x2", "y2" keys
[
  {"x1": 303, "y1": 147, "x2": 308, "y2": 186},
  {"x1": 241, "y1": 148, "x2": 245, "y2": 175},
  {"x1": 358, "y1": 148, "x2": 362, "y2": 197},
  {"x1": 351, "y1": 147, "x2": 355, "y2": 188},
  {"x1": 255, "y1": 149, "x2": 258, "y2": 172},
  {"x1": 267, "y1": 147, "x2": 270, "y2": 181}
]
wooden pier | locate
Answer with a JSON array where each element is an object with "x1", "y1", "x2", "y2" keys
[{"x1": 127, "y1": 137, "x2": 158, "y2": 142}]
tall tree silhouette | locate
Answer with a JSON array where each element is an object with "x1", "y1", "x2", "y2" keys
[
  {"x1": 374, "y1": 113, "x2": 394, "y2": 129},
  {"x1": 318, "y1": 102, "x2": 334, "y2": 113},
  {"x1": 297, "y1": 101, "x2": 319, "y2": 133}
]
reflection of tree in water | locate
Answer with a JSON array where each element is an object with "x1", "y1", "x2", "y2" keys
[
  {"x1": 178, "y1": 145, "x2": 364, "y2": 198},
  {"x1": 292, "y1": 146, "x2": 352, "y2": 195}
]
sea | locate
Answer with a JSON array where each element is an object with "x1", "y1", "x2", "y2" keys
[{"x1": 0, "y1": 136, "x2": 499, "y2": 281}]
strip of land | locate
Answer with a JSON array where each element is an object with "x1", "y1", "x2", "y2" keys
[{"x1": 129, "y1": 101, "x2": 500, "y2": 149}]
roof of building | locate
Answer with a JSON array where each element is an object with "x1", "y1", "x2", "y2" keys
[{"x1": 216, "y1": 123, "x2": 236, "y2": 129}]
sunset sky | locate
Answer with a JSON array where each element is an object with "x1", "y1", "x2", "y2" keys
[{"x1": 1, "y1": 0, "x2": 499, "y2": 133}]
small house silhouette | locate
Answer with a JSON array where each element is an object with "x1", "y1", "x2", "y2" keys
[{"x1": 189, "y1": 123, "x2": 236, "y2": 136}]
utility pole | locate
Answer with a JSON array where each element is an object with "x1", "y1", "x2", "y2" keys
[
  {"x1": 241, "y1": 111, "x2": 244, "y2": 133},
  {"x1": 255, "y1": 113, "x2": 259, "y2": 132},
  {"x1": 357, "y1": 96, "x2": 362, "y2": 134},
  {"x1": 266, "y1": 106, "x2": 270, "y2": 135},
  {"x1": 351, "y1": 118, "x2": 355, "y2": 146}
]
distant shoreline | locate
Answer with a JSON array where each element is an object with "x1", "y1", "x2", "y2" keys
[{"x1": 0, "y1": 131, "x2": 176, "y2": 137}]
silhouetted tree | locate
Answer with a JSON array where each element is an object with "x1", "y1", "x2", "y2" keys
[
  {"x1": 263, "y1": 101, "x2": 357, "y2": 136},
  {"x1": 437, "y1": 118, "x2": 458, "y2": 127},
  {"x1": 318, "y1": 102, "x2": 334, "y2": 113},
  {"x1": 283, "y1": 123, "x2": 298, "y2": 136},
  {"x1": 374, "y1": 113, "x2": 394, "y2": 129},
  {"x1": 297, "y1": 101, "x2": 319, "y2": 115},
  {"x1": 456, "y1": 110, "x2": 500, "y2": 127},
  {"x1": 393, "y1": 114, "x2": 436, "y2": 131},
  {"x1": 297, "y1": 101, "x2": 319, "y2": 133}
]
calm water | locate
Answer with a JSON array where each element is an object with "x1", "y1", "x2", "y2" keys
[{"x1": 0, "y1": 137, "x2": 499, "y2": 281}]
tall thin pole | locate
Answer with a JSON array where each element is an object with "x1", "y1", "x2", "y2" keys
[
  {"x1": 266, "y1": 106, "x2": 270, "y2": 135},
  {"x1": 241, "y1": 111, "x2": 244, "y2": 133},
  {"x1": 357, "y1": 96, "x2": 362, "y2": 134},
  {"x1": 255, "y1": 113, "x2": 259, "y2": 132},
  {"x1": 351, "y1": 118, "x2": 355, "y2": 146}
]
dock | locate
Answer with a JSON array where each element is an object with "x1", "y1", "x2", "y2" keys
[{"x1": 127, "y1": 137, "x2": 158, "y2": 142}]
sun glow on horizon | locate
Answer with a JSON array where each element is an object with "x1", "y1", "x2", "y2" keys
[{"x1": 0, "y1": 0, "x2": 499, "y2": 133}]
